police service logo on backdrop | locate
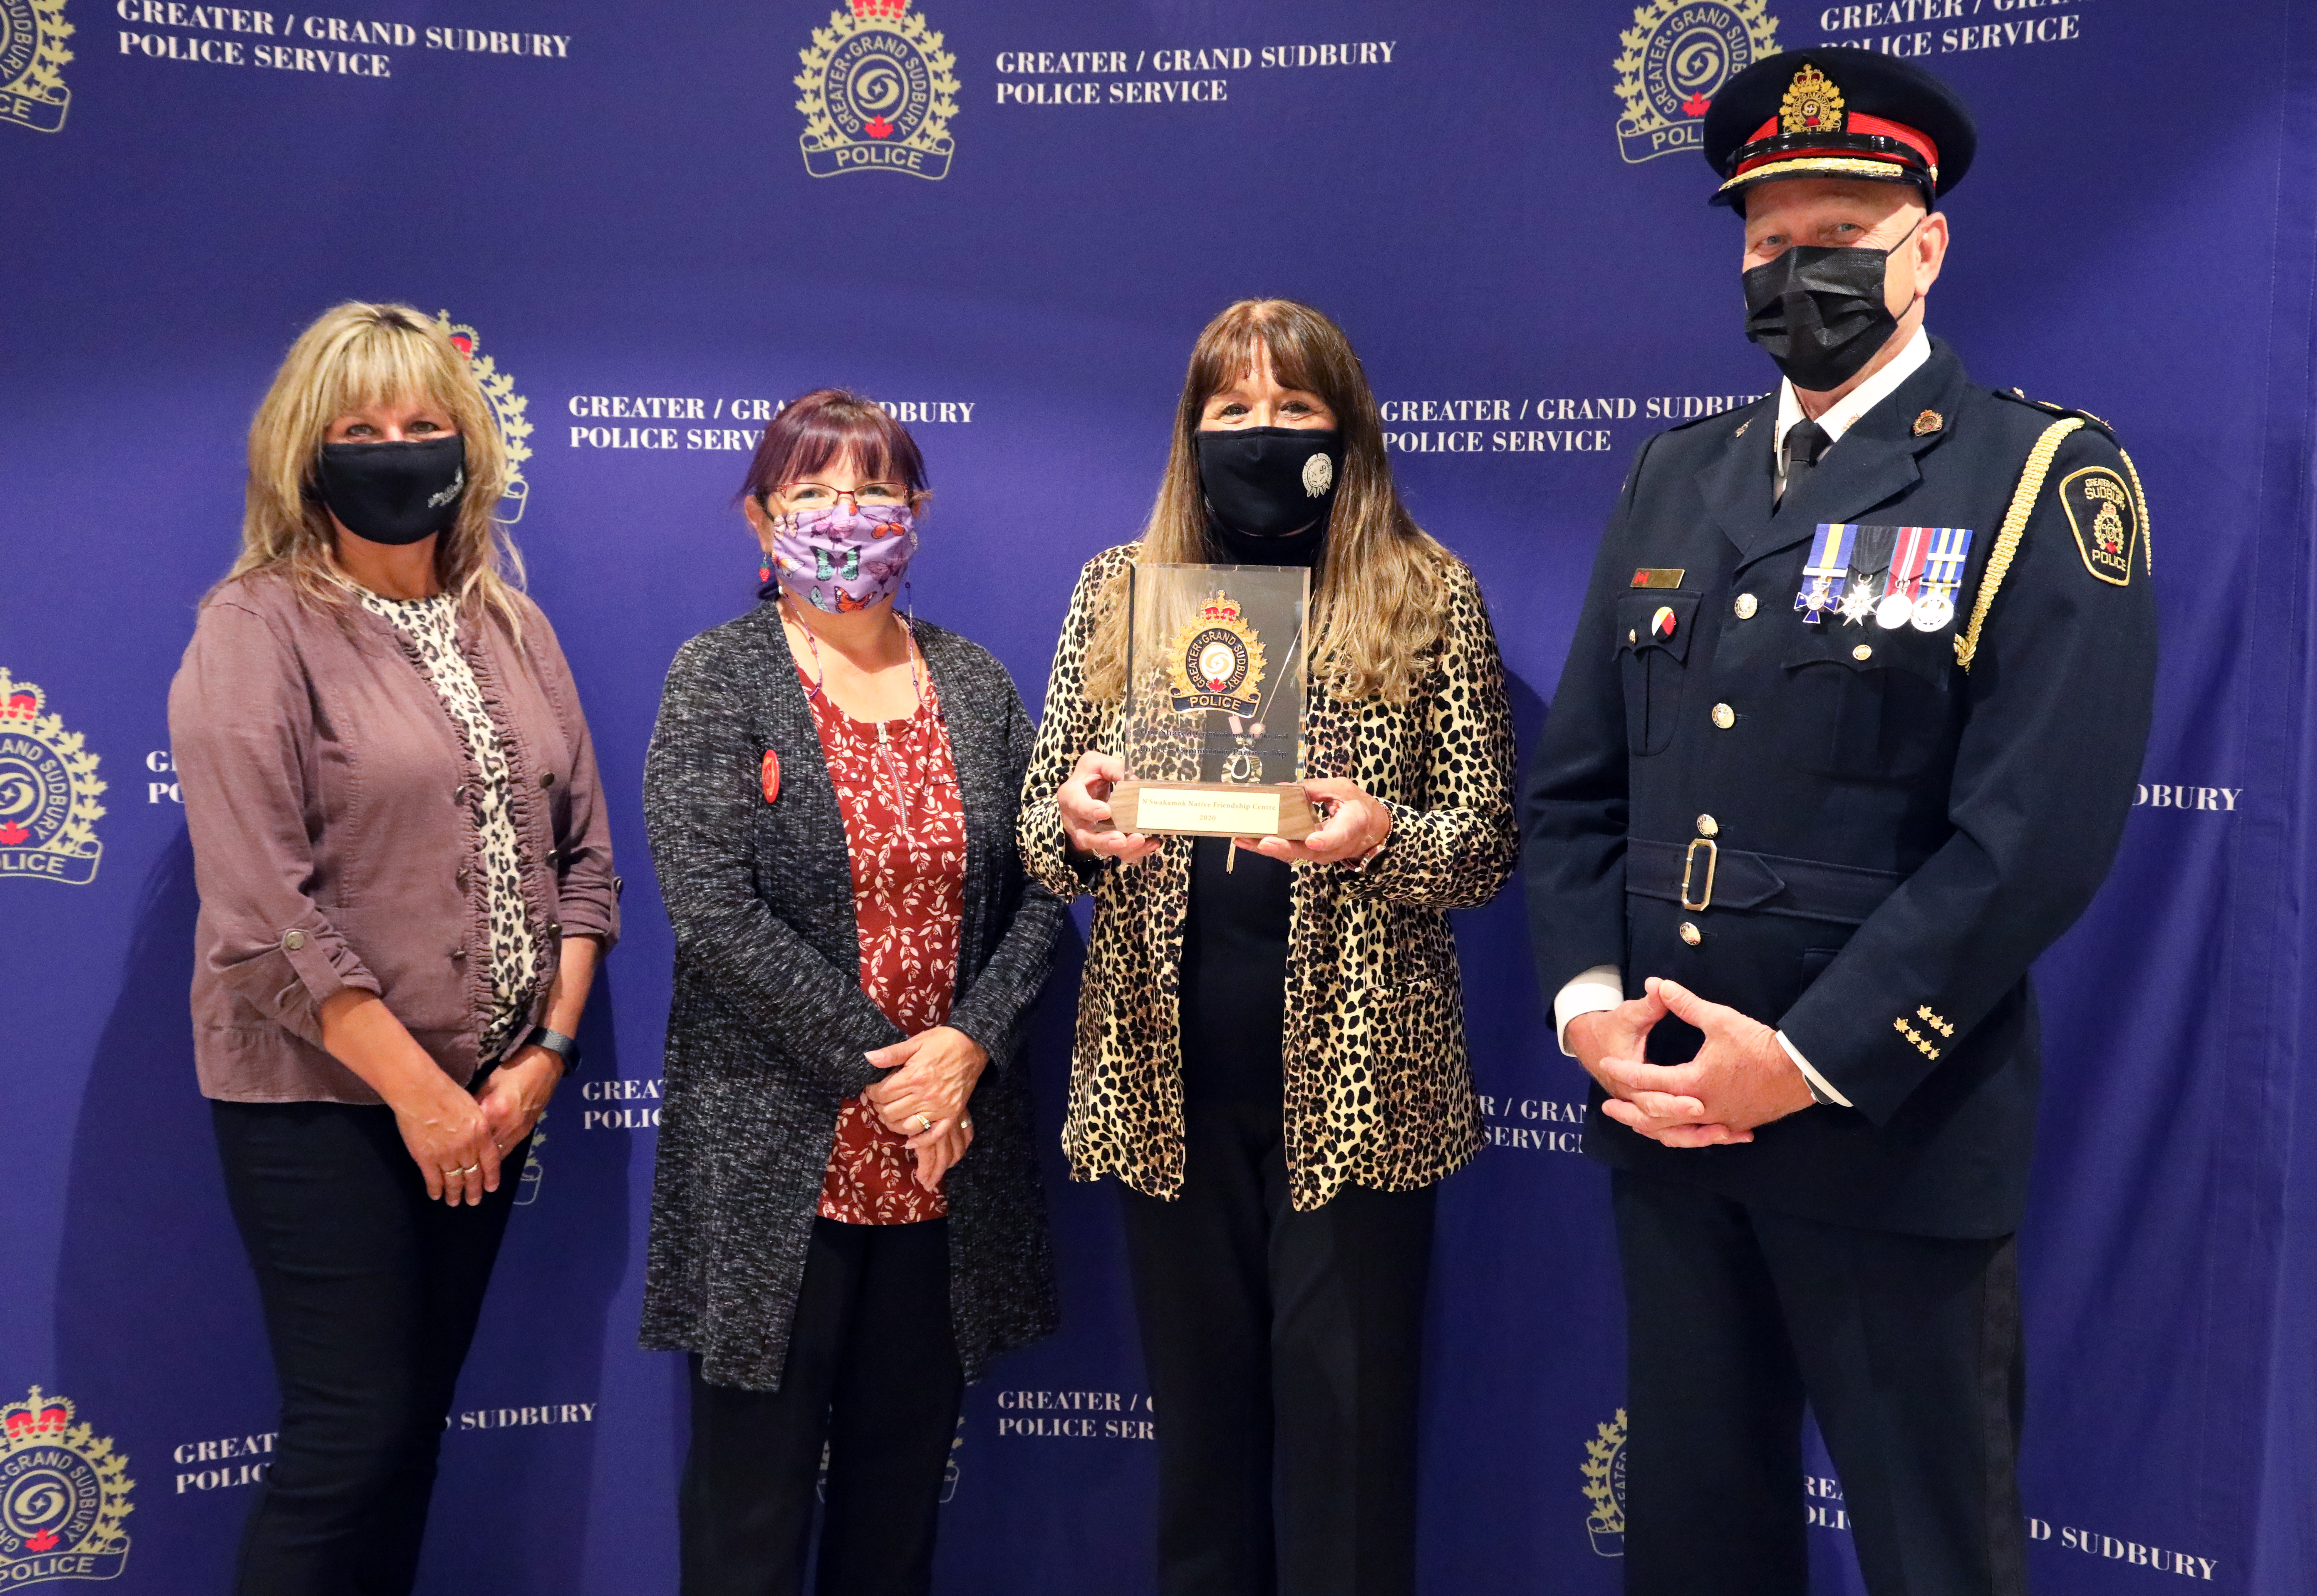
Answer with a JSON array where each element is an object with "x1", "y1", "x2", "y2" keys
[
  {"x1": 435, "y1": 313, "x2": 535, "y2": 523},
  {"x1": 1581, "y1": 1409, "x2": 1628, "y2": 1557},
  {"x1": 0, "y1": 1387, "x2": 134, "y2": 1586},
  {"x1": 1612, "y1": 0, "x2": 1778, "y2": 164},
  {"x1": 0, "y1": 0, "x2": 72, "y2": 132},
  {"x1": 0, "y1": 668, "x2": 105, "y2": 887},
  {"x1": 795, "y1": 0, "x2": 959, "y2": 180}
]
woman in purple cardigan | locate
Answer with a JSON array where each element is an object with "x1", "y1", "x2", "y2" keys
[{"x1": 169, "y1": 301, "x2": 618, "y2": 1596}]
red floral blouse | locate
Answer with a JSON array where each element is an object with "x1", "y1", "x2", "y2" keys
[{"x1": 804, "y1": 665, "x2": 967, "y2": 1224}]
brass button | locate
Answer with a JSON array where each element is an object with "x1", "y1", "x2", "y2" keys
[
  {"x1": 1679, "y1": 922, "x2": 1703, "y2": 946},
  {"x1": 1711, "y1": 703, "x2": 1736, "y2": 729},
  {"x1": 1733, "y1": 593, "x2": 1758, "y2": 620},
  {"x1": 1852, "y1": 644, "x2": 1873, "y2": 662},
  {"x1": 540, "y1": 771, "x2": 555, "y2": 788},
  {"x1": 282, "y1": 929, "x2": 306, "y2": 952},
  {"x1": 548, "y1": 921, "x2": 563, "y2": 937},
  {"x1": 1696, "y1": 814, "x2": 1719, "y2": 838}
]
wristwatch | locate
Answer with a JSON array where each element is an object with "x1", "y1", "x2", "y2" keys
[{"x1": 524, "y1": 1025, "x2": 581, "y2": 1072}]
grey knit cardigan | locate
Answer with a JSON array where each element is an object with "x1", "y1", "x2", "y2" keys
[{"x1": 640, "y1": 602, "x2": 1065, "y2": 1391}]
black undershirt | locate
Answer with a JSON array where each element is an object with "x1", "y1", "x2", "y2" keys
[{"x1": 1177, "y1": 513, "x2": 1326, "y2": 1103}]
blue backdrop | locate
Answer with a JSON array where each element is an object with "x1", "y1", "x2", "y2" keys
[{"x1": 6, "y1": 1, "x2": 2316, "y2": 1591}]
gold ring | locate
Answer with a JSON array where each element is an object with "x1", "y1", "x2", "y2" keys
[
  {"x1": 960, "y1": 1117, "x2": 973, "y2": 1131},
  {"x1": 913, "y1": 1113, "x2": 933, "y2": 1134}
]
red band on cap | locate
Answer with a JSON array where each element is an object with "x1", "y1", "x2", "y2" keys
[{"x1": 1736, "y1": 112, "x2": 1938, "y2": 177}]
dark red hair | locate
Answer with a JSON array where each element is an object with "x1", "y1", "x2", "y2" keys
[{"x1": 737, "y1": 388, "x2": 928, "y2": 504}]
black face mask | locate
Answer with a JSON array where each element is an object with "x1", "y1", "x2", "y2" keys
[
  {"x1": 1195, "y1": 427, "x2": 1341, "y2": 540},
  {"x1": 1742, "y1": 222, "x2": 1921, "y2": 392},
  {"x1": 315, "y1": 436, "x2": 467, "y2": 546}
]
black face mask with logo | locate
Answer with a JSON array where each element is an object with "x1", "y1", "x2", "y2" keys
[
  {"x1": 1195, "y1": 427, "x2": 1342, "y2": 540},
  {"x1": 315, "y1": 436, "x2": 467, "y2": 546},
  {"x1": 1741, "y1": 221, "x2": 1922, "y2": 392}
]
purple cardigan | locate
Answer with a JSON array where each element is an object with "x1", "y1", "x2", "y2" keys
[{"x1": 169, "y1": 570, "x2": 620, "y2": 1103}]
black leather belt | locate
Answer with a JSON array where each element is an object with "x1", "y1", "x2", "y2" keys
[{"x1": 1625, "y1": 837, "x2": 1908, "y2": 927}]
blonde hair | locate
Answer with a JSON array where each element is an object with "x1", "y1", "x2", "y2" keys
[
  {"x1": 1084, "y1": 299, "x2": 1449, "y2": 703},
  {"x1": 228, "y1": 301, "x2": 525, "y2": 630}
]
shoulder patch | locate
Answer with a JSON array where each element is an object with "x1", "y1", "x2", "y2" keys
[{"x1": 2057, "y1": 466, "x2": 2137, "y2": 586}]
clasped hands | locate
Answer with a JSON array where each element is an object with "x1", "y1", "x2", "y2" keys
[
  {"x1": 865, "y1": 1025, "x2": 987, "y2": 1191},
  {"x1": 1056, "y1": 751, "x2": 1390, "y2": 867},
  {"x1": 1564, "y1": 976, "x2": 1816, "y2": 1147}
]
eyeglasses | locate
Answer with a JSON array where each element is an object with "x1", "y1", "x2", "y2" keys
[{"x1": 770, "y1": 480, "x2": 909, "y2": 509}]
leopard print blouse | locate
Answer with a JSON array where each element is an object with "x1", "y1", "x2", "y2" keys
[
  {"x1": 357, "y1": 588, "x2": 548, "y2": 1059},
  {"x1": 1018, "y1": 544, "x2": 1518, "y2": 1212}
]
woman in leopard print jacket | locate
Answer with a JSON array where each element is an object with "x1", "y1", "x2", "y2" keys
[{"x1": 1017, "y1": 300, "x2": 1515, "y2": 1596}]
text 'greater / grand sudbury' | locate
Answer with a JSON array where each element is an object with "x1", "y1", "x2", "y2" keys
[{"x1": 994, "y1": 43, "x2": 1394, "y2": 107}]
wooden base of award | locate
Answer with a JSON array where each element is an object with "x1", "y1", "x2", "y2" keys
[{"x1": 1106, "y1": 781, "x2": 1318, "y2": 840}]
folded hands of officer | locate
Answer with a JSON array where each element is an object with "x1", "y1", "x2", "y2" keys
[{"x1": 1566, "y1": 979, "x2": 1817, "y2": 1148}]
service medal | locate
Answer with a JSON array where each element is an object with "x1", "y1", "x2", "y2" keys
[
  {"x1": 1909, "y1": 526, "x2": 1975, "y2": 635},
  {"x1": 1876, "y1": 526, "x2": 1934, "y2": 629},
  {"x1": 1911, "y1": 592, "x2": 1955, "y2": 632},
  {"x1": 1797, "y1": 524, "x2": 1858, "y2": 626}
]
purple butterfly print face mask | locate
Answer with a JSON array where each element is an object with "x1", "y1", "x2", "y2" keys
[{"x1": 768, "y1": 504, "x2": 918, "y2": 615}]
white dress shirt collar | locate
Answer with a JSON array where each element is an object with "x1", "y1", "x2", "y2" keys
[{"x1": 1772, "y1": 326, "x2": 1932, "y2": 492}]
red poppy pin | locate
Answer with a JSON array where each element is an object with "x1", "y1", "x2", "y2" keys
[{"x1": 761, "y1": 747, "x2": 781, "y2": 804}]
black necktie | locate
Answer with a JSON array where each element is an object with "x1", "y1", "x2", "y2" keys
[{"x1": 1781, "y1": 420, "x2": 1831, "y2": 498}]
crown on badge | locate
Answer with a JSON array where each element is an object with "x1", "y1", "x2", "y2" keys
[
  {"x1": 1200, "y1": 594, "x2": 1243, "y2": 623},
  {"x1": 3, "y1": 1386, "x2": 74, "y2": 1441},
  {"x1": 1779, "y1": 63, "x2": 1845, "y2": 135},
  {"x1": 849, "y1": 0, "x2": 908, "y2": 16},
  {"x1": 0, "y1": 684, "x2": 42, "y2": 722}
]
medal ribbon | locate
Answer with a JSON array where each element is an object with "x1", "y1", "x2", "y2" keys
[
  {"x1": 1883, "y1": 526, "x2": 1934, "y2": 604},
  {"x1": 1923, "y1": 526, "x2": 1973, "y2": 591},
  {"x1": 1797, "y1": 522, "x2": 1858, "y2": 623}
]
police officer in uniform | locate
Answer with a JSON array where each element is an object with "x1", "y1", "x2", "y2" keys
[{"x1": 1520, "y1": 48, "x2": 2156, "y2": 1596}]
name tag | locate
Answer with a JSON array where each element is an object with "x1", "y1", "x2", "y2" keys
[{"x1": 1631, "y1": 568, "x2": 1686, "y2": 589}]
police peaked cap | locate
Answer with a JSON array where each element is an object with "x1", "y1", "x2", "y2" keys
[{"x1": 1702, "y1": 47, "x2": 1976, "y2": 209}]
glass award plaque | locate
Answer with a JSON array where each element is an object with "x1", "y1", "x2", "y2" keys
[{"x1": 1106, "y1": 563, "x2": 1318, "y2": 840}]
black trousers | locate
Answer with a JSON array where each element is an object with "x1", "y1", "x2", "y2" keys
[
  {"x1": 680, "y1": 1217, "x2": 964, "y2": 1596},
  {"x1": 1116, "y1": 1098, "x2": 1437, "y2": 1596},
  {"x1": 1612, "y1": 1170, "x2": 2028, "y2": 1596},
  {"x1": 211, "y1": 1099, "x2": 527, "y2": 1596}
]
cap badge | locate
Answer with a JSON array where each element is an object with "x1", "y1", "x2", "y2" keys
[
  {"x1": 1779, "y1": 63, "x2": 1846, "y2": 135},
  {"x1": 1912, "y1": 409, "x2": 1944, "y2": 436}
]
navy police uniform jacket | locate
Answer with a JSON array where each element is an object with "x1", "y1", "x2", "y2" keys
[{"x1": 1519, "y1": 337, "x2": 2156, "y2": 1238}]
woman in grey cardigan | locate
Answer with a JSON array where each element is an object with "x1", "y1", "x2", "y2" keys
[{"x1": 642, "y1": 390, "x2": 1063, "y2": 1596}]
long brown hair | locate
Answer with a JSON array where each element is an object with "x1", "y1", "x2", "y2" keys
[
  {"x1": 227, "y1": 301, "x2": 525, "y2": 631},
  {"x1": 1084, "y1": 299, "x2": 1449, "y2": 703}
]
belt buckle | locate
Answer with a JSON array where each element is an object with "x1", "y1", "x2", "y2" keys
[{"x1": 1681, "y1": 838, "x2": 1717, "y2": 912}]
